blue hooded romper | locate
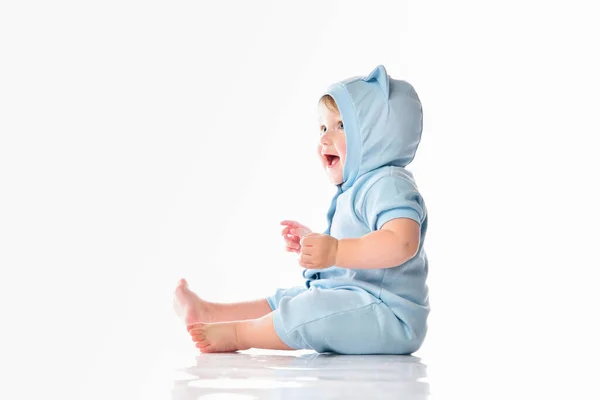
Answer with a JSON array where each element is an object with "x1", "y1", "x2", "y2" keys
[{"x1": 267, "y1": 65, "x2": 430, "y2": 355}]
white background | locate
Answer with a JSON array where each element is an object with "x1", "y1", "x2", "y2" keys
[{"x1": 1, "y1": 1, "x2": 599, "y2": 398}]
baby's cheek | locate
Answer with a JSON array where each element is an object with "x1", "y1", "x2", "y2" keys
[
  {"x1": 316, "y1": 144, "x2": 324, "y2": 159},
  {"x1": 339, "y1": 142, "x2": 347, "y2": 163}
]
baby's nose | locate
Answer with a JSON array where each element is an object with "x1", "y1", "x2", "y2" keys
[{"x1": 319, "y1": 133, "x2": 332, "y2": 145}]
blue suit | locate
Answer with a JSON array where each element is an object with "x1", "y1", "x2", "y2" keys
[{"x1": 267, "y1": 65, "x2": 430, "y2": 354}]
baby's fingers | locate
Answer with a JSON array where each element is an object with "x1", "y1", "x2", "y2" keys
[
  {"x1": 284, "y1": 236, "x2": 300, "y2": 247},
  {"x1": 285, "y1": 244, "x2": 301, "y2": 253},
  {"x1": 291, "y1": 228, "x2": 311, "y2": 238},
  {"x1": 286, "y1": 246, "x2": 300, "y2": 253},
  {"x1": 298, "y1": 260, "x2": 315, "y2": 269},
  {"x1": 281, "y1": 220, "x2": 299, "y2": 226}
]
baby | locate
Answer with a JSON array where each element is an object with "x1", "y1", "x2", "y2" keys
[{"x1": 174, "y1": 65, "x2": 429, "y2": 355}]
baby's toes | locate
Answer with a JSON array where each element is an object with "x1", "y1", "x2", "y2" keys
[
  {"x1": 191, "y1": 333, "x2": 206, "y2": 342},
  {"x1": 198, "y1": 344, "x2": 214, "y2": 353},
  {"x1": 189, "y1": 326, "x2": 205, "y2": 337},
  {"x1": 188, "y1": 322, "x2": 205, "y2": 332}
]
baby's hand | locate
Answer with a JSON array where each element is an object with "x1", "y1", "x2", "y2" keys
[
  {"x1": 298, "y1": 233, "x2": 338, "y2": 269},
  {"x1": 280, "y1": 220, "x2": 312, "y2": 254}
]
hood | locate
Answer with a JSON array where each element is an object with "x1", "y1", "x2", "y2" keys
[{"x1": 324, "y1": 65, "x2": 423, "y2": 190}]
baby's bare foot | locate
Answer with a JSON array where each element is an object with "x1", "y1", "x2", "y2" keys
[
  {"x1": 173, "y1": 279, "x2": 213, "y2": 325},
  {"x1": 187, "y1": 321, "x2": 248, "y2": 353}
]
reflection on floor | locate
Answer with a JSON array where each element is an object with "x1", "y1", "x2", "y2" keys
[{"x1": 171, "y1": 349, "x2": 429, "y2": 399}]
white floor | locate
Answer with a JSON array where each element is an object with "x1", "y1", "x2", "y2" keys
[
  {"x1": 163, "y1": 347, "x2": 597, "y2": 400},
  {"x1": 7, "y1": 327, "x2": 597, "y2": 399},
  {"x1": 171, "y1": 350, "x2": 428, "y2": 399}
]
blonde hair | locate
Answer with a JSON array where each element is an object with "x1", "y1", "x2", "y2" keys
[{"x1": 319, "y1": 94, "x2": 339, "y2": 113}]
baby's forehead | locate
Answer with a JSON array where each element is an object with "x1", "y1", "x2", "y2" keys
[{"x1": 317, "y1": 104, "x2": 341, "y2": 121}]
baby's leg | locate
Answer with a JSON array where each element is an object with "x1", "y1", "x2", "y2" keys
[
  {"x1": 173, "y1": 279, "x2": 271, "y2": 325},
  {"x1": 187, "y1": 312, "x2": 294, "y2": 353},
  {"x1": 183, "y1": 285, "x2": 310, "y2": 353},
  {"x1": 187, "y1": 286, "x2": 424, "y2": 354}
]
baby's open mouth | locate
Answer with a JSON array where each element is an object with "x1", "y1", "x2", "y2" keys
[{"x1": 325, "y1": 154, "x2": 340, "y2": 167}]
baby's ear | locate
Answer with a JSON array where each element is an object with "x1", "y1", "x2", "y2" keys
[{"x1": 364, "y1": 65, "x2": 390, "y2": 98}]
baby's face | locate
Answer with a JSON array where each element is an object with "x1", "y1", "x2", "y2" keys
[{"x1": 317, "y1": 102, "x2": 346, "y2": 185}]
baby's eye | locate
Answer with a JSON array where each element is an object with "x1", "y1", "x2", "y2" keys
[
  {"x1": 338, "y1": 121, "x2": 344, "y2": 130},
  {"x1": 320, "y1": 125, "x2": 326, "y2": 135}
]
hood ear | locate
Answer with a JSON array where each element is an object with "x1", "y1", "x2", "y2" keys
[{"x1": 363, "y1": 65, "x2": 390, "y2": 98}]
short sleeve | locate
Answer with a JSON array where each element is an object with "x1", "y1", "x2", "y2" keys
[{"x1": 357, "y1": 175, "x2": 425, "y2": 231}]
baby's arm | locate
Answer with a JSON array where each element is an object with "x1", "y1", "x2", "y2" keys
[
  {"x1": 298, "y1": 176, "x2": 425, "y2": 270},
  {"x1": 336, "y1": 218, "x2": 420, "y2": 270}
]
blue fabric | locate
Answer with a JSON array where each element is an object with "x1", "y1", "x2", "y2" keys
[
  {"x1": 268, "y1": 65, "x2": 429, "y2": 354},
  {"x1": 271, "y1": 286, "x2": 424, "y2": 354}
]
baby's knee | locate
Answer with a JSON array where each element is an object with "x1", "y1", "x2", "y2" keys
[{"x1": 266, "y1": 286, "x2": 308, "y2": 311}]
